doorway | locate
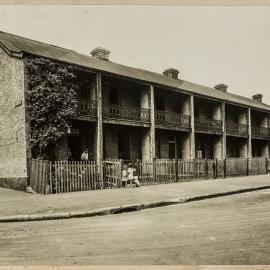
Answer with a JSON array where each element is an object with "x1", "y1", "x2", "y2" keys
[
  {"x1": 118, "y1": 131, "x2": 130, "y2": 160},
  {"x1": 168, "y1": 140, "x2": 176, "y2": 159},
  {"x1": 68, "y1": 135, "x2": 81, "y2": 161}
]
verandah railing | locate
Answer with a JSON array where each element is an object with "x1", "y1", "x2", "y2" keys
[
  {"x1": 103, "y1": 103, "x2": 150, "y2": 122},
  {"x1": 252, "y1": 126, "x2": 270, "y2": 138},
  {"x1": 226, "y1": 121, "x2": 248, "y2": 137},
  {"x1": 195, "y1": 118, "x2": 223, "y2": 133},
  {"x1": 79, "y1": 99, "x2": 97, "y2": 117},
  {"x1": 155, "y1": 110, "x2": 191, "y2": 129},
  {"x1": 29, "y1": 157, "x2": 269, "y2": 194}
]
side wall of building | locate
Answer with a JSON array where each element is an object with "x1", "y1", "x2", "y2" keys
[{"x1": 0, "y1": 48, "x2": 28, "y2": 190}]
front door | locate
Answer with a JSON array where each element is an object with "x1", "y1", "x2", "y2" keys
[
  {"x1": 118, "y1": 131, "x2": 130, "y2": 160},
  {"x1": 168, "y1": 140, "x2": 176, "y2": 159}
]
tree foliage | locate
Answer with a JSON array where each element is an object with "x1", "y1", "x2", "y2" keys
[{"x1": 25, "y1": 57, "x2": 78, "y2": 160}]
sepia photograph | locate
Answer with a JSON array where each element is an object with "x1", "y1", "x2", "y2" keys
[{"x1": 0, "y1": 2, "x2": 270, "y2": 267}]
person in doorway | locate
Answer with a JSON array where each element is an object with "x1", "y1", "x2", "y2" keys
[
  {"x1": 132, "y1": 160, "x2": 141, "y2": 187},
  {"x1": 66, "y1": 148, "x2": 74, "y2": 161},
  {"x1": 81, "y1": 148, "x2": 89, "y2": 161}
]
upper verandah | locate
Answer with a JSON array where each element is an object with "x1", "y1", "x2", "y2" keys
[{"x1": 0, "y1": 30, "x2": 269, "y2": 112}]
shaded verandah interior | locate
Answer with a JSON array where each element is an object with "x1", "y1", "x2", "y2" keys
[
  {"x1": 155, "y1": 129, "x2": 190, "y2": 160},
  {"x1": 226, "y1": 136, "x2": 248, "y2": 158},
  {"x1": 103, "y1": 124, "x2": 150, "y2": 161},
  {"x1": 252, "y1": 138, "x2": 270, "y2": 157},
  {"x1": 195, "y1": 133, "x2": 223, "y2": 159}
]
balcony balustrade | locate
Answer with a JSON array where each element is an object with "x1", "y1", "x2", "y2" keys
[
  {"x1": 226, "y1": 121, "x2": 248, "y2": 137},
  {"x1": 252, "y1": 126, "x2": 270, "y2": 138},
  {"x1": 155, "y1": 110, "x2": 191, "y2": 129},
  {"x1": 78, "y1": 99, "x2": 97, "y2": 118},
  {"x1": 103, "y1": 103, "x2": 150, "y2": 122},
  {"x1": 195, "y1": 117, "x2": 223, "y2": 133}
]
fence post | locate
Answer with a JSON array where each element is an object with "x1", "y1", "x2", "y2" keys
[
  {"x1": 49, "y1": 161, "x2": 52, "y2": 194},
  {"x1": 153, "y1": 158, "x2": 156, "y2": 181},
  {"x1": 119, "y1": 159, "x2": 123, "y2": 188},
  {"x1": 205, "y1": 160, "x2": 208, "y2": 180},
  {"x1": 223, "y1": 158, "x2": 226, "y2": 178},
  {"x1": 246, "y1": 158, "x2": 249, "y2": 176},
  {"x1": 27, "y1": 157, "x2": 32, "y2": 187},
  {"x1": 175, "y1": 157, "x2": 178, "y2": 182},
  {"x1": 214, "y1": 158, "x2": 218, "y2": 179}
]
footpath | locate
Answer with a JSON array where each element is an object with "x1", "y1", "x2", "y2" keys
[{"x1": 0, "y1": 174, "x2": 270, "y2": 222}]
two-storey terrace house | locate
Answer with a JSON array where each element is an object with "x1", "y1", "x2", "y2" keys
[{"x1": 0, "y1": 31, "x2": 270, "y2": 190}]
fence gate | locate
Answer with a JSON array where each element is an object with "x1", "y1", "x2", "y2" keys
[{"x1": 103, "y1": 160, "x2": 122, "y2": 188}]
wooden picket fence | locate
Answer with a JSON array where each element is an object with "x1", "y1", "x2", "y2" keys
[
  {"x1": 51, "y1": 161, "x2": 100, "y2": 193},
  {"x1": 29, "y1": 159, "x2": 99, "y2": 194},
  {"x1": 29, "y1": 157, "x2": 269, "y2": 194},
  {"x1": 248, "y1": 157, "x2": 267, "y2": 175},
  {"x1": 29, "y1": 159, "x2": 51, "y2": 194}
]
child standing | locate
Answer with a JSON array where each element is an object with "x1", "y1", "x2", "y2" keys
[{"x1": 121, "y1": 165, "x2": 128, "y2": 187}]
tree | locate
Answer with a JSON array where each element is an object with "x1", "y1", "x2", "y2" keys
[{"x1": 25, "y1": 57, "x2": 78, "y2": 160}]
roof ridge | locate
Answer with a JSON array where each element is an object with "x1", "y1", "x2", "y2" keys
[
  {"x1": 0, "y1": 30, "x2": 269, "y2": 111},
  {"x1": 0, "y1": 30, "x2": 78, "y2": 52}
]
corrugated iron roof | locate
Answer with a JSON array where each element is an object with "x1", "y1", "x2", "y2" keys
[{"x1": 0, "y1": 30, "x2": 269, "y2": 112}]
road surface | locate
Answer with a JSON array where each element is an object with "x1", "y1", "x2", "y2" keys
[{"x1": 1, "y1": 189, "x2": 270, "y2": 265}]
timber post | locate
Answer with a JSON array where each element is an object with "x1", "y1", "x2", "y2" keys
[{"x1": 95, "y1": 71, "x2": 103, "y2": 179}]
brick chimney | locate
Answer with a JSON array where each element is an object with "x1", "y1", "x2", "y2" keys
[
  {"x1": 91, "y1": 47, "x2": 110, "y2": 61},
  {"x1": 252, "y1": 94, "x2": 263, "y2": 102},
  {"x1": 214, "y1": 83, "x2": 228, "y2": 92},
  {"x1": 163, "y1": 68, "x2": 179, "y2": 79}
]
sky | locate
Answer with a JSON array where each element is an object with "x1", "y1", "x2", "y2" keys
[{"x1": 1, "y1": 5, "x2": 270, "y2": 104}]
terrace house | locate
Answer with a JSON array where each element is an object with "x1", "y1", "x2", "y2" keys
[{"x1": 0, "y1": 31, "x2": 270, "y2": 190}]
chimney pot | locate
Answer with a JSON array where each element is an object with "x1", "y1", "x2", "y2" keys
[
  {"x1": 214, "y1": 83, "x2": 228, "y2": 92},
  {"x1": 91, "y1": 47, "x2": 110, "y2": 61},
  {"x1": 163, "y1": 68, "x2": 179, "y2": 79},
  {"x1": 252, "y1": 94, "x2": 263, "y2": 102}
]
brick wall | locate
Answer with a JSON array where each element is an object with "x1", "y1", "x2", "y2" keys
[{"x1": 0, "y1": 48, "x2": 27, "y2": 190}]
